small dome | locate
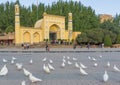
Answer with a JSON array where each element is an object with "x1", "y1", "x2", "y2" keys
[{"x1": 34, "y1": 19, "x2": 43, "y2": 28}]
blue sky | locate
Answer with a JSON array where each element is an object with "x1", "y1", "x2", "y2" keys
[{"x1": 0, "y1": 0, "x2": 120, "y2": 16}]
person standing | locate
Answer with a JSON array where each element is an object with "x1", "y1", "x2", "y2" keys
[
  {"x1": 87, "y1": 43, "x2": 90, "y2": 49},
  {"x1": 45, "y1": 43, "x2": 49, "y2": 51},
  {"x1": 73, "y1": 44, "x2": 76, "y2": 49}
]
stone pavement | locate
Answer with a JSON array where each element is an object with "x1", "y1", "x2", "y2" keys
[
  {"x1": 0, "y1": 47, "x2": 120, "y2": 52},
  {"x1": 0, "y1": 50, "x2": 120, "y2": 85}
]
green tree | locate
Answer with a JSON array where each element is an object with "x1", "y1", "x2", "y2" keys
[
  {"x1": 102, "y1": 29, "x2": 117, "y2": 44},
  {"x1": 86, "y1": 29, "x2": 104, "y2": 44},
  {"x1": 15, "y1": 0, "x2": 20, "y2": 5},
  {"x1": 104, "y1": 35, "x2": 112, "y2": 47},
  {"x1": 5, "y1": 25, "x2": 14, "y2": 33},
  {"x1": 76, "y1": 33, "x2": 88, "y2": 44},
  {"x1": 116, "y1": 34, "x2": 120, "y2": 44}
]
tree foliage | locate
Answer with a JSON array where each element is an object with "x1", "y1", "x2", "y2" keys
[
  {"x1": 5, "y1": 25, "x2": 14, "y2": 33},
  {"x1": 76, "y1": 29, "x2": 104, "y2": 44},
  {"x1": 104, "y1": 35, "x2": 112, "y2": 46},
  {"x1": 116, "y1": 34, "x2": 120, "y2": 44},
  {"x1": 76, "y1": 32, "x2": 88, "y2": 44}
]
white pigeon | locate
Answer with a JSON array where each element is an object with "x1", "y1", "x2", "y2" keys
[
  {"x1": 12, "y1": 56, "x2": 17, "y2": 60},
  {"x1": 0, "y1": 64, "x2": 8, "y2": 76},
  {"x1": 62, "y1": 58, "x2": 66, "y2": 63},
  {"x1": 103, "y1": 70, "x2": 109, "y2": 82},
  {"x1": 11, "y1": 60, "x2": 15, "y2": 64},
  {"x1": 92, "y1": 57, "x2": 97, "y2": 61},
  {"x1": 43, "y1": 64, "x2": 46, "y2": 71},
  {"x1": 67, "y1": 56, "x2": 70, "y2": 59},
  {"x1": 93, "y1": 62, "x2": 98, "y2": 67},
  {"x1": 88, "y1": 56, "x2": 91, "y2": 60},
  {"x1": 68, "y1": 60, "x2": 72, "y2": 65},
  {"x1": 29, "y1": 74, "x2": 42, "y2": 83},
  {"x1": 80, "y1": 62, "x2": 87, "y2": 69},
  {"x1": 3, "y1": 58, "x2": 7, "y2": 63},
  {"x1": 73, "y1": 57, "x2": 77, "y2": 61},
  {"x1": 49, "y1": 59, "x2": 53, "y2": 64},
  {"x1": 79, "y1": 67, "x2": 88, "y2": 75},
  {"x1": 75, "y1": 62, "x2": 79, "y2": 68},
  {"x1": 42, "y1": 57, "x2": 47, "y2": 62},
  {"x1": 99, "y1": 55, "x2": 102, "y2": 58},
  {"x1": 48, "y1": 63, "x2": 55, "y2": 70},
  {"x1": 107, "y1": 61, "x2": 110, "y2": 67},
  {"x1": 43, "y1": 64, "x2": 50, "y2": 74},
  {"x1": 113, "y1": 65, "x2": 120, "y2": 72},
  {"x1": 61, "y1": 62, "x2": 65, "y2": 68},
  {"x1": 23, "y1": 68, "x2": 31, "y2": 76},
  {"x1": 29, "y1": 59, "x2": 33, "y2": 64},
  {"x1": 21, "y1": 80, "x2": 26, "y2": 85},
  {"x1": 16, "y1": 63, "x2": 23, "y2": 70}
]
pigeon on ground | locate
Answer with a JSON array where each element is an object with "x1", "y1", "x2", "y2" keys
[
  {"x1": 0, "y1": 64, "x2": 8, "y2": 76},
  {"x1": 103, "y1": 70, "x2": 109, "y2": 82},
  {"x1": 29, "y1": 74, "x2": 42, "y2": 83}
]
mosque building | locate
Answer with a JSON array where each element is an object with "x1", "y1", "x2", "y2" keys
[{"x1": 14, "y1": 4, "x2": 81, "y2": 45}]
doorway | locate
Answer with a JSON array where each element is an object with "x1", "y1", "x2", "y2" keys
[{"x1": 49, "y1": 32, "x2": 56, "y2": 43}]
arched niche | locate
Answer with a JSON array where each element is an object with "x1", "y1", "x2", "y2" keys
[
  {"x1": 23, "y1": 31, "x2": 31, "y2": 43},
  {"x1": 33, "y1": 32, "x2": 40, "y2": 44}
]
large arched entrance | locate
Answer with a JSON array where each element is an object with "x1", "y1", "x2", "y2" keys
[
  {"x1": 49, "y1": 24, "x2": 60, "y2": 42},
  {"x1": 23, "y1": 32, "x2": 31, "y2": 43},
  {"x1": 33, "y1": 32, "x2": 40, "y2": 44}
]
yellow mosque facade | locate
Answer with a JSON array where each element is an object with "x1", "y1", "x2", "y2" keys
[{"x1": 15, "y1": 4, "x2": 81, "y2": 45}]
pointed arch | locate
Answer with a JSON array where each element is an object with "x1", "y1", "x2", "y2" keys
[
  {"x1": 49, "y1": 24, "x2": 60, "y2": 40},
  {"x1": 33, "y1": 32, "x2": 40, "y2": 43},
  {"x1": 23, "y1": 31, "x2": 31, "y2": 43}
]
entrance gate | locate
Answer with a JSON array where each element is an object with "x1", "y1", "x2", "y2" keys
[{"x1": 49, "y1": 32, "x2": 56, "y2": 41}]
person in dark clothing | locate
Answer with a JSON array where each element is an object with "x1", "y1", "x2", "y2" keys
[
  {"x1": 21, "y1": 43, "x2": 24, "y2": 47},
  {"x1": 87, "y1": 43, "x2": 90, "y2": 49},
  {"x1": 46, "y1": 44, "x2": 48, "y2": 51},
  {"x1": 73, "y1": 44, "x2": 76, "y2": 49}
]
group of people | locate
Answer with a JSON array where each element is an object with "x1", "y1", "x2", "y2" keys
[
  {"x1": 21, "y1": 42, "x2": 104, "y2": 51},
  {"x1": 21, "y1": 42, "x2": 50, "y2": 51},
  {"x1": 21, "y1": 43, "x2": 30, "y2": 49}
]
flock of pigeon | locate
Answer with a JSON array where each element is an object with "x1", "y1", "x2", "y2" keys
[{"x1": 0, "y1": 53, "x2": 120, "y2": 85}]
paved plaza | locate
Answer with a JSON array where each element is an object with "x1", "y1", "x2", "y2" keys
[
  {"x1": 0, "y1": 47, "x2": 120, "y2": 52},
  {"x1": 0, "y1": 48, "x2": 120, "y2": 85}
]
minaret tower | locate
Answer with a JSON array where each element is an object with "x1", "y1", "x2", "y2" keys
[
  {"x1": 15, "y1": 4, "x2": 20, "y2": 45},
  {"x1": 68, "y1": 12, "x2": 73, "y2": 43}
]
